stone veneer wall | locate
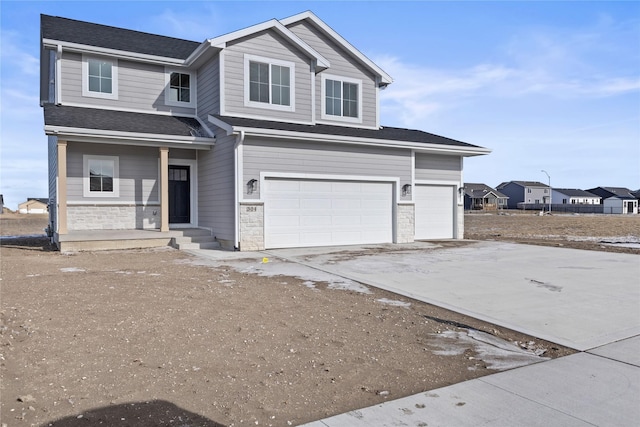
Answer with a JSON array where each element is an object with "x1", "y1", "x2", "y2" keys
[
  {"x1": 67, "y1": 205, "x2": 160, "y2": 230},
  {"x1": 396, "y1": 203, "x2": 415, "y2": 243},
  {"x1": 239, "y1": 202, "x2": 264, "y2": 251}
]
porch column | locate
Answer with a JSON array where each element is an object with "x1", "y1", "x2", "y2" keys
[
  {"x1": 159, "y1": 147, "x2": 169, "y2": 232},
  {"x1": 57, "y1": 140, "x2": 68, "y2": 234}
]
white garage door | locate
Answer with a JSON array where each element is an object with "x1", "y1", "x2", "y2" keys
[
  {"x1": 415, "y1": 185, "x2": 455, "y2": 239},
  {"x1": 264, "y1": 179, "x2": 393, "y2": 249}
]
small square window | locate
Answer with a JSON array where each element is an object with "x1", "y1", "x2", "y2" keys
[
  {"x1": 83, "y1": 155, "x2": 119, "y2": 198},
  {"x1": 165, "y1": 70, "x2": 194, "y2": 107},
  {"x1": 83, "y1": 56, "x2": 118, "y2": 99},
  {"x1": 321, "y1": 74, "x2": 362, "y2": 123}
]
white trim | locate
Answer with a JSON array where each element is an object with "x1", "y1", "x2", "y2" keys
[
  {"x1": 45, "y1": 125, "x2": 214, "y2": 147},
  {"x1": 82, "y1": 55, "x2": 118, "y2": 100},
  {"x1": 410, "y1": 150, "x2": 416, "y2": 202},
  {"x1": 310, "y1": 63, "x2": 316, "y2": 125},
  {"x1": 59, "y1": 102, "x2": 189, "y2": 116},
  {"x1": 168, "y1": 158, "x2": 198, "y2": 227},
  {"x1": 219, "y1": 50, "x2": 226, "y2": 116},
  {"x1": 415, "y1": 179, "x2": 461, "y2": 186},
  {"x1": 164, "y1": 68, "x2": 196, "y2": 108},
  {"x1": 83, "y1": 155, "x2": 120, "y2": 198},
  {"x1": 55, "y1": 45, "x2": 62, "y2": 104},
  {"x1": 243, "y1": 54, "x2": 296, "y2": 112},
  {"x1": 320, "y1": 74, "x2": 363, "y2": 124}
]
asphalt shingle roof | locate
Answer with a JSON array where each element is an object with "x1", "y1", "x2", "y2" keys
[
  {"x1": 553, "y1": 189, "x2": 599, "y2": 198},
  {"x1": 41, "y1": 15, "x2": 200, "y2": 60},
  {"x1": 212, "y1": 115, "x2": 482, "y2": 148},
  {"x1": 464, "y1": 183, "x2": 508, "y2": 198},
  {"x1": 44, "y1": 105, "x2": 209, "y2": 138}
]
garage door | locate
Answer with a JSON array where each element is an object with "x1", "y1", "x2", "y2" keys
[
  {"x1": 264, "y1": 179, "x2": 393, "y2": 249},
  {"x1": 415, "y1": 185, "x2": 455, "y2": 239}
]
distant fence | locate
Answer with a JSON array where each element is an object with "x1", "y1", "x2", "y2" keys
[{"x1": 516, "y1": 203, "x2": 605, "y2": 214}]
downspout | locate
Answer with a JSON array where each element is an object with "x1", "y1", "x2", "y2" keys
[{"x1": 233, "y1": 130, "x2": 245, "y2": 250}]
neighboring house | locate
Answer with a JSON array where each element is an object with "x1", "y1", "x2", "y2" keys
[
  {"x1": 463, "y1": 183, "x2": 508, "y2": 210},
  {"x1": 586, "y1": 187, "x2": 638, "y2": 214},
  {"x1": 551, "y1": 189, "x2": 600, "y2": 205},
  {"x1": 496, "y1": 181, "x2": 551, "y2": 209},
  {"x1": 18, "y1": 198, "x2": 49, "y2": 214},
  {"x1": 40, "y1": 12, "x2": 489, "y2": 252}
]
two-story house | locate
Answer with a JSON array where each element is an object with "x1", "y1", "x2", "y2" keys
[
  {"x1": 41, "y1": 12, "x2": 489, "y2": 252},
  {"x1": 586, "y1": 187, "x2": 638, "y2": 214},
  {"x1": 496, "y1": 181, "x2": 551, "y2": 210}
]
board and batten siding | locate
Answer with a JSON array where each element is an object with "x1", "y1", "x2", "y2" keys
[
  {"x1": 197, "y1": 132, "x2": 236, "y2": 242},
  {"x1": 415, "y1": 153, "x2": 462, "y2": 182},
  {"x1": 66, "y1": 143, "x2": 159, "y2": 203},
  {"x1": 60, "y1": 52, "x2": 194, "y2": 115},
  {"x1": 242, "y1": 138, "x2": 411, "y2": 199},
  {"x1": 197, "y1": 56, "x2": 220, "y2": 121},
  {"x1": 286, "y1": 21, "x2": 378, "y2": 128},
  {"x1": 223, "y1": 30, "x2": 313, "y2": 122}
]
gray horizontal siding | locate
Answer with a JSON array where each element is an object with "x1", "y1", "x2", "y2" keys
[
  {"x1": 223, "y1": 30, "x2": 313, "y2": 122},
  {"x1": 197, "y1": 56, "x2": 220, "y2": 120},
  {"x1": 242, "y1": 138, "x2": 411, "y2": 199},
  {"x1": 66, "y1": 143, "x2": 159, "y2": 203},
  {"x1": 287, "y1": 21, "x2": 377, "y2": 128},
  {"x1": 415, "y1": 153, "x2": 462, "y2": 182},
  {"x1": 60, "y1": 52, "x2": 194, "y2": 115},
  {"x1": 197, "y1": 132, "x2": 235, "y2": 241}
]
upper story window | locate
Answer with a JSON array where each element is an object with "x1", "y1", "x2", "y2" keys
[
  {"x1": 244, "y1": 54, "x2": 295, "y2": 112},
  {"x1": 83, "y1": 155, "x2": 119, "y2": 198},
  {"x1": 82, "y1": 56, "x2": 118, "y2": 100},
  {"x1": 321, "y1": 74, "x2": 362, "y2": 123},
  {"x1": 165, "y1": 70, "x2": 195, "y2": 107}
]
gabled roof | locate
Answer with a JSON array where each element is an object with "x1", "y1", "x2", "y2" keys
[
  {"x1": 552, "y1": 188, "x2": 599, "y2": 198},
  {"x1": 209, "y1": 115, "x2": 490, "y2": 156},
  {"x1": 44, "y1": 105, "x2": 214, "y2": 147},
  {"x1": 464, "y1": 183, "x2": 508, "y2": 199},
  {"x1": 497, "y1": 181, "x2": 549, "y2": 189},
  {"x1": 23, "y1": 198, "x2": 49, "y2": 205},
  {"x1": 586, "y1": 186, "x2": 636, "y2": 199},
  {"x1": 41, "y1": 15, "x2": 200, "y2": 60},
  {"x1": 280, "y1": 11, "x2": 393, "y2": 85}
]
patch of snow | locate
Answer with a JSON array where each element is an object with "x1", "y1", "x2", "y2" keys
[
  {"x1": 376, "y1": 298, "x2": 411, "y2": 308},
  {"x1": 427, "y1": 329, "x2": 549, "y2": 370},
  {"x1": 60, "y1": 267, "x2": 85, "y2": 273}
]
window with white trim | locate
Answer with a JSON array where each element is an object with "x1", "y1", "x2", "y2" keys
[
  {"x1": 82, "y1": 56, "x2": 118, "y2": 99},
  {"x1": 83, "y1": 155, "x2": 119, "y2": 198},
  {"x1": 321, "y1": 74, "x2": 362, "y2": 123},
  {"x1": 244, "y1": 54, "x2": 294, "y2": 111},
  {"x1": 165, "y1": 70, "x2": 195, "y2": 107}
]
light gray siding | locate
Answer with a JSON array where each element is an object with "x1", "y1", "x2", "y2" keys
[
  {"x1": 242, "y1": 139, "x2": 412, "y2": 200},
  {"x1": 197, "y1": 56, "x2": 220, "y2": 120},
  {"x1": 60, "y1": 52, "x2": 194, "y2": 115},
  {"x1": 287, "y1": 21, "x2": 378, "y2": 128},
  {"x1": 415, "y1": 153, "x2": 462, "y2": 182},
  {"x1": 66, "y1": 143, "x2": 159, "y2": 203},
  {"x1": 197, "y1": 132, "x2": 236, "y2": 242},
  {"x1": 48, "y1": 136, "x2": 58, "y2": 229},
  {"x1": 223, "y1": 30, "x2": 313, "y2": 122}
]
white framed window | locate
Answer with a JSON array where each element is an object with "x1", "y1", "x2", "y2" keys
[
  {"x1": 82, "y1": 56, "x2": 118, "y2": 99},
  {"x1": 321, "y1": 74, "x2": 362, "y2": 123},
  {"x1": 83, "y1": 155, "x2": 119, "y2": 198},
  {"x1": 165, "y1": 69, "x2": 195, "y2": 107},
  {"x1": 243, "y1": 54, "x2": 295, "y2": 112}
]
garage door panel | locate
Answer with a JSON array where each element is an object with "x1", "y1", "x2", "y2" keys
[
  {"x1": 415, "y1": 185, "x2": 455, "y2": 240},
  {"x1": 265, "y1": 179, "x2": 393, "y2": 249}
]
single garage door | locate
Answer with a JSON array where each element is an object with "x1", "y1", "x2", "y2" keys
[
  {"x1": 415, "y1": 185, "x2": 455, "y2": 239},
  {"x1": 264, "y1": 179, "x2": 393, "y2": 249}
]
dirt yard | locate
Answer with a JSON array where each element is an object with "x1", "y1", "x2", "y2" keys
[{"x1": 2, "y1": 212, "x2": 635, "y2": 426}]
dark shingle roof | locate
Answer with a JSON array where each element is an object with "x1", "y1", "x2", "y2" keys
[
  {"x1": 212, "y1": 115, "x2": 482, "y2": 148},
  {"x1": 41, "y1": 15, "x2": 200, "y2": 60},
  {"x1": 464, "y1": 183, "x2": 508, "y2": 198},
  {"x1": 497, "y1": 181, "x2": 549, "y2": 189},
  {"x1": 553, "y1": 189, "x2": 599, "y2": 198},
  {"x1": 586, "y1": 187, "x2": 636, "y2": 199},
  {"x1": 44, "y1": 105, "x2": 208, "y2": 138}
]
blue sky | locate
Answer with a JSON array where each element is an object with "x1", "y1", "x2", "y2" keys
[{"x1": 1, "y1": 0, "x2": 638, "y2": 209}]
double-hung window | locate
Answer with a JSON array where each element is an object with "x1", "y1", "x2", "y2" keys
[
  {"x1": 321, "y1": 74, "x2": 362, "y2": 123},
  {"x1": 165, "y1": 70, "x2": 195, "y2": 107},
  {"x1": 82, "y1": 56, "x2": 118, "y2": 99},
  {"x1": 83, "y1": 155, "x2": 119, "y2": 198},
  {"x1": 244, "y1": 54, "x2": 295, "y2": 111}
]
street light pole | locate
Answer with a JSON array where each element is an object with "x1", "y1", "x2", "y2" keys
[{"x1": 541, "y1": 170, "x2": 551, "y2": 213}]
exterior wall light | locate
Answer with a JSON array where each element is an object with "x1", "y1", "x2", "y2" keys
[
  {"x1": 247, "y1": 179, "x2": 258, "y2": 194},
  {"x1": 402, "y1": 184, "x2": 412, "y2": 196}
]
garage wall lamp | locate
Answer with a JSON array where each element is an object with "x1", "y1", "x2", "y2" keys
[
  {"x1": 247, "y1": 179, "x2": 258, "y2": 194},
  {"x1": 402, "y1": 184, "x2": 412, "y2": 197}
]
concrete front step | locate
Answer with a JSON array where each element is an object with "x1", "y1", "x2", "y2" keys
[
  {"x1": 174, "y1": 241, "x2": 221, "y2": 250},
  {"x1": 169, "y1": 228, "x2": 221, "y2": 250}
]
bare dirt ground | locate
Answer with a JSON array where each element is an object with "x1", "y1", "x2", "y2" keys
[
  {"x1": 465, "y1": 211, "x2": 640, "y2": 254},
  {"x1": 3, "y1": 212, "x2": 625, "y2": 426}
]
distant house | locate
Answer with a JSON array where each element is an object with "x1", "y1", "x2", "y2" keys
[
  {"x1": 586, "y1": 187, "x2": 638, "y2": 214},
  {"x1": 551, "y1": 189, "x2": 600, "y2": 205},
  {"x1": 463, "y1": 183, "x2": 508, "y2": 210},
  {"x1": 18, "y1": 198, "x2": 49, "y2": 214},
  {"x1": 496, "y1": 181, "x2": 551, "y2": 209}
]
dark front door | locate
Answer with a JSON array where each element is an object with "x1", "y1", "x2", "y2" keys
[{"x1": 169, "y1": 165, "x2": 190, "y2": 224}]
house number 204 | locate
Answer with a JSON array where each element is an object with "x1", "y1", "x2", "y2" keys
[{"x1": 246, "y1": 206, "x2": 257, "y2": 212}]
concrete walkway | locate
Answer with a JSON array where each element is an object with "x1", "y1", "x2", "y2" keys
[{"x1": 262, "y1": 241, "x2": 640, "y2": 427}]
